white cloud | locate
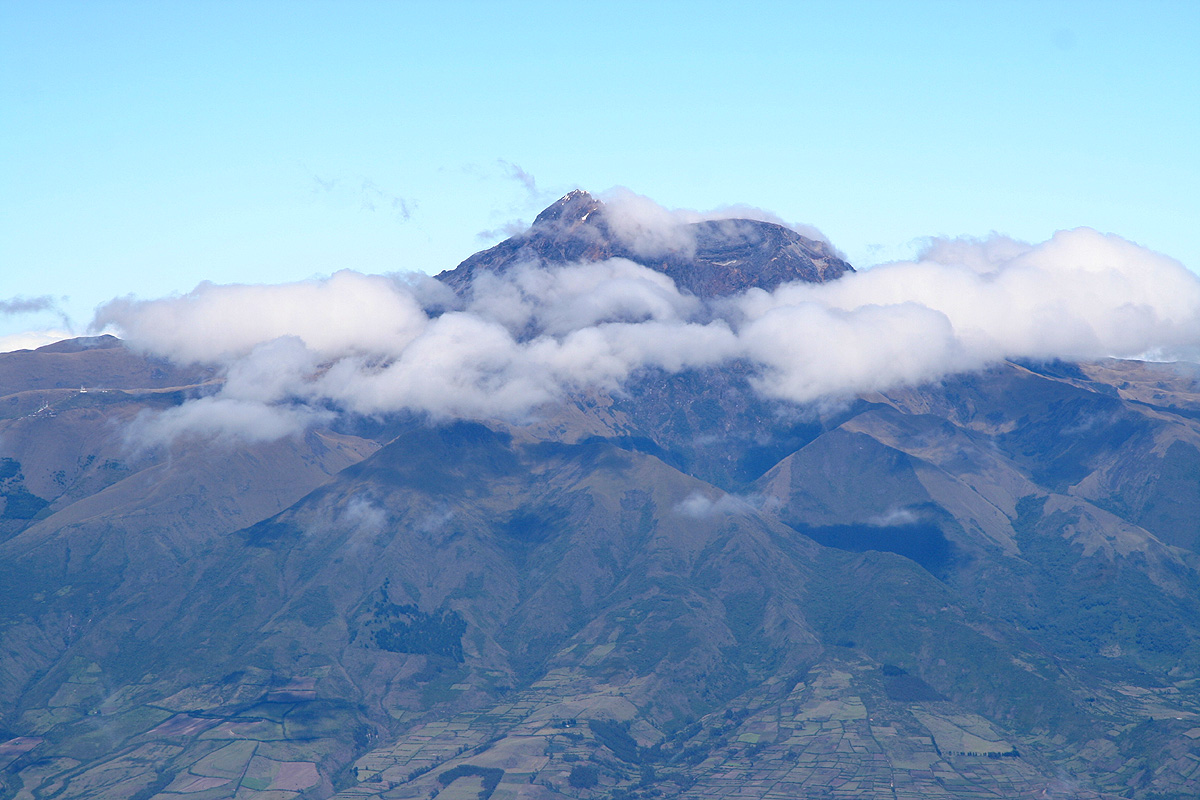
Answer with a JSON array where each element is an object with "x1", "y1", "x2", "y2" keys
[
  {"x1": 310, "y1": 311, "x2": 558, "y2": 419},
  {"x1": 94, "y1": 270, "x2": 429, "y2": 363},
  {"x1": 599, "y1": 188, "x2": 835, "y2": 258},
  {"x1": 675, "y1": 491, "x2": 779, "y2": 518},
  {"x1": 126, "y1": 396, "x2": 334, "y2": 447},
  {"x1": 90, "y1": 198, "x2": 1200, "y2": 447},
  {"x1": 867, "y1": 507, "x2": 921, "y2": 527},
  {"x1": 734, "y1": 228, "x2": 1200, "y2": 403},
  {"x1": 675, "y1": 491, "x2": 749, "y2": 518},
  {"x1": 738, "y1": 300, "x2": 969, "y2": 403},
  {"x1": 341, "y1": 495, "x2": 389, "y2": 534},
  {"x1": 466, "y1": 259, "x2": 701, "y2": 336}
]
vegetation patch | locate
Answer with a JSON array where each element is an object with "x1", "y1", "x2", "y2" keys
[
  {"x1": 1012, "y1": 495, "x2": 1200, "y2": 671},
  {"x1": 362, "y1": 422, "x2": 519, "y2": 494},
  {"x1": 0, "y1": 458, "x2": 20, "y2": 480},
  {"x1": 2, "y1": 489, "x2": 49, "y2": 519},
  {"x1": 363, "y1": 582, "x2": 467, "y2": 662},
  {"x1": 498, "y1": 506, "x2": 570, "y2": 546},
  {"x1": 568, "y1": 764, "x2": 600, "y2": 788},
  {"x1": 241, "y1": 516, "x2": 305, "y2": 547},
  {"x1": 0, "y1": 457, "x2": 50, "y2": 520},
  {"x1": 880, "y1": 664, "x2": 945, "y2": 702},
  {"x1": 793, "y1": 519, "x2": 956, "y2": 579},
  {"x1": 588, "y1": 719, "x2": 644, "y2": 764},
  {"x1": 437, "y1": 764, "x2": 504, "y2": 800}
]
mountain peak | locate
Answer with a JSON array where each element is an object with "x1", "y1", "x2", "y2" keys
[
  {"x1": 532, "y1": 189, "x2": 602, "y2": 228},
  {"x1": 439, "y1": 190, "x2": 855, "y2": 296}
]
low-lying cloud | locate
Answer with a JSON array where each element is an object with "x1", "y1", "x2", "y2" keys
[
  {"x1": 867, "y1": 507, "x2": 922, "y2": 527},
  {"x1": 93, "y1": 199, "x2": 1200, "y2": 444},
  {"x1": 675, "y1": 491, "x2": 779, "y2": 519},
  {"x1": 600, "y1": 188, "x2": 836, "y2": 259},
  {"x1": 735, "y1": 229, "x2": 1200, "y2": 402}
]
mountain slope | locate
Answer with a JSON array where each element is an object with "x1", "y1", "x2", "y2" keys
[{"x1": 4, "y1": 197, "x2": 1200, "y2": 800}]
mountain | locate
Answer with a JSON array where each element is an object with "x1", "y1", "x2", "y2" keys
[
  {"x1": 437, "y1": 190, "x2": 854, "y2": 297},
  {"x1": 3, "y1": 195, "x2": 1200, "y2": 800}
]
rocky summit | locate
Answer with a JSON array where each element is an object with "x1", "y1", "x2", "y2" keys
[
  {"x1": 2, "y1": 197, "x2": 1200, "y2": 800},
  {"x1": 438, "y1": 191, "x2": 854, "y2": 297}
]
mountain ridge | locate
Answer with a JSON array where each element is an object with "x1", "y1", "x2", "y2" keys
[{"x1": 437, "y1": 190, "x2": 854, "y2": 298}]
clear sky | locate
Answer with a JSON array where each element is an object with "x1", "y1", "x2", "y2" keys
[{"x1": 2, "y1": 0, "x2": 1198, "y2": 345}]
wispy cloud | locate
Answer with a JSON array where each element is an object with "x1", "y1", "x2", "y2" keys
[
  {"x1": 499, "y1": 160, "x2": 542, "y2": 202},
  {"x1": 1, "y1": 295, "x2": 59, "y2": 316},
  {"x1": 475, "y1": 160, "x2": 555, "y2": 242},
  {"x1": 0, "y1": 296, "x2": 74, "y2": 348},
  {"x1": 312, "y1": 175, "x2": 414, "y2": 220},
  {"x1": 476, "y1": 219, "x2": 529, "y2": 242}
]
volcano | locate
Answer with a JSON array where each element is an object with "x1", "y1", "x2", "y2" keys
[{"x1": 2, "y1": 195, "x2": 1200, "y2": 800}]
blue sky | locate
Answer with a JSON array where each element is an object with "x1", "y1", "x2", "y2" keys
[{"x1": 2, "y1": 0, "x2": 1198, "y2": 345}]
